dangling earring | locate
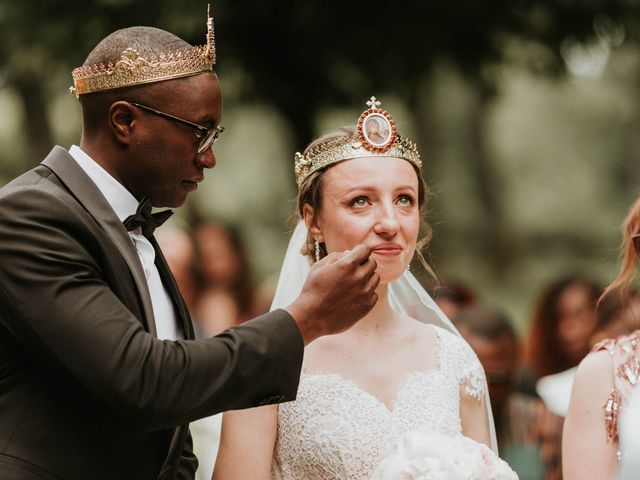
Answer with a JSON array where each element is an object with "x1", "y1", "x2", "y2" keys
[{"x1": 315, "y1": 239, "x2": 321, "y2": 262}]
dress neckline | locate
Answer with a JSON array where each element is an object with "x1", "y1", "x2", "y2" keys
[
  {"x1": 300, "y1": 326, "x2": 448, "y2": 413},
  {"x1": 299, "y1": 370, "x2": 447, "y2": 414}
]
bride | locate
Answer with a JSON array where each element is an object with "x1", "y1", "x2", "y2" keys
[{"x1": 213, "y1": 98, "x2": 501, "y2": 479}]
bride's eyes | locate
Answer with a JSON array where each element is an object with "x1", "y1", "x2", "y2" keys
[
  {"x1": 396, "y1": 194, "x2": 415, "y2": 206},
  {"x1": 350, "y1": 196, "x2": 369, "y2": 208},
  {"x1": 349, "y1": 195, "x2": 415, "y2": 208}
]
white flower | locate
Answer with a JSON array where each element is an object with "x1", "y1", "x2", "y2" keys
[{"x1": 371, "y1": 432, "x2": 518, "y2": 480}]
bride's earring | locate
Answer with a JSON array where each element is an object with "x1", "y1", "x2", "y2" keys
[{"x1": 315, "y1": 240, "x2": 321, "y2": 262}]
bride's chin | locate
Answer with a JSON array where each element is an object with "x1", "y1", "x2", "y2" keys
[{"x1": 377, "y1": 266, "x2": 407, "y2": 285}]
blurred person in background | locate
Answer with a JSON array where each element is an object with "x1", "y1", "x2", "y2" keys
[
  {"x1": 433, "y1": 280, "x2": 477, "y2": 319},
  {"x1": 536, "y1": 286, "x2": 639, "y2": 427},
  {"x1": 564, "y1": 199, "x2": 640, "y2": 479},
  {"x1": 525, "y1": 276, "x2": 602, "y2": 383},
  {"x1": 157, "y1": 224, "x2": 221, "y2": 480},
  {"x1": 455, "y1": 305, "x2": 544, "y2": 480},
  {"x1": 521, "y1": 276, "x2": 601, "y2": 480},
  {"x1": 194, "y1": 222, "x2": 268, "y2": 337}
]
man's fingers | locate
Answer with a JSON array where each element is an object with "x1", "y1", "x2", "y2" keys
[
  {"x1": 318, "y1": 245, "x2": 368, "y2": 267},
  {"x1": 369, "y1": 291, "x2": 379, "y2": 309},
  {"x1": 316, "y1": 251, "x2": 344, "y2": 265},
  {"x1": 366, "y1": 272, "x2": 381, "y2": 293},
  {"x1": 342, "y1": 244, "x2": 372, "y2": 265},
  {"x1": 362, "y1": 256, "x2": 377, "y2": 276}
]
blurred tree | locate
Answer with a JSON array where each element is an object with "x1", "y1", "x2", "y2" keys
[
  {"x1": 1, "y1": 0, "x2": 640, "y2": 274},
  {"x1": 219, "y1": 0, "x2": 640, "y2": 273},
  {"x1": 0, "y1": 0, "x2": 168, "y2": 162}
]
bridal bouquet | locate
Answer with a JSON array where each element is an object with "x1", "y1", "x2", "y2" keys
[{"x1": 371, "y1": 432, "x2": 518, "y2": 480}]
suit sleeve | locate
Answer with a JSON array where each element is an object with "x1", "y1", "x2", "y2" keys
[{"x1": 0, "y1": 187, "x2": 304, "y2": 431}]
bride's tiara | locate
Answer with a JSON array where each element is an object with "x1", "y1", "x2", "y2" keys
[
  {"x1": 69, "y1": 5, "x2": 216, "y2": 97},
  {"x1": 294, "y1": 96, "x2": 422, "y2": 186}
]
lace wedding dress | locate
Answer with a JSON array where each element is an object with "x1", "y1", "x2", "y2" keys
[{"x1": 269, "y1": 325, "x2": 486, "y2": 479}]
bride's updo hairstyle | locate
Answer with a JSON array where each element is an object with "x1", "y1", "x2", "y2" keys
[{"x1": 295, "y1": 125, "x2": 434, "y2": 275}]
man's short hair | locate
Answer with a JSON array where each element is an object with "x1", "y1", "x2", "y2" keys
[{"x1": 83, "y1": 26, "x2": 191, "y2": 67}]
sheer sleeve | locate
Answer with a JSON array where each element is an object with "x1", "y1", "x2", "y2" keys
[{"x1": 437, "y1": 328, "x2": 487, "y2": 402}]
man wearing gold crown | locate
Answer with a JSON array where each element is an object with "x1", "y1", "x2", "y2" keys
[{"x1": 0, "y1": 8, "x2": 380, "y2": 480}]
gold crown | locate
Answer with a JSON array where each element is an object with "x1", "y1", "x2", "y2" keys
[
  {"x1": 294, "y1": 97, "x2": 422, "y2": 186},
  {"x1": 69, "y1": 5, "x2": 216, "y2": 97}
]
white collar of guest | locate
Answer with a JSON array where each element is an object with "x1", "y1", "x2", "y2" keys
[{"x1": 68, "y1": 145, "x2": 139, "y2": 223}]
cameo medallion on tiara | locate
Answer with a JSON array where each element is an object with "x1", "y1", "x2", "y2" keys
[{"x1": 357, "y1": 96, "x2": 398, "y2": 153}]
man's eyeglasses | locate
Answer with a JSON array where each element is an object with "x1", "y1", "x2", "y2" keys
[{"x1": 129, "y1": 102, "x2": 224, "y2": 155}]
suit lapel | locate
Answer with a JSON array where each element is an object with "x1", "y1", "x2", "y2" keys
[
  {"x1": 43, "y1": 147, "x2": 191, "y2": 474},
  {"x1": 41, "y1": 146, "x2": 158, "y2": 337}
]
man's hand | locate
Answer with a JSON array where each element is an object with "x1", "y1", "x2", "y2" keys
[{"x1": 285, "y1": 244, "x2": 379, "y2": 345}]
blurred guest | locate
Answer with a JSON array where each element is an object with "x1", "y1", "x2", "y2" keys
[
  {"x1": 564, "y1": 199, "x2": 640, "y2": 479},
  {"x1": 535, "y1": 286, "x2": 639, "y2": 480},
  {"x1": 455, "y1": 306, "x2": 544, "y2": 480},
  {"x1": 434, "y1": 280, "x2": 476, "y2": 319},
  {"x1": 525, "y1": 276, "x2": 601, "y2": 381},
  {"x1": 194, "y1": 223, "x2": 265, "y2": 337},
  {"x1": 532, "y1": 282, "x2": 637, "y2": 420},
  {"x1": 191, "y1": 223, "x2": 270, "y2": 480},
  {"x1": 529, "y1": 276, "x2": 603, "y2": 417},
  {"x1": 157, "y1": 223, "x2": 221, "y2": 480},
  {"x1": 520, "y1": 276, "x2": 600, "y2": 480}
]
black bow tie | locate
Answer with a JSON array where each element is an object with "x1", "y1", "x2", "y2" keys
[{"x1": 123, "y1": 198, "x2": 173, "y2": 238}]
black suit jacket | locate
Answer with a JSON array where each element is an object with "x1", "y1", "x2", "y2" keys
[{"x1": 0, "y1": 147, "x2": 304, "y2": 479}]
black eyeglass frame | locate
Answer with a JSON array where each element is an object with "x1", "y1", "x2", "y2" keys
[{"x1": 129, "y1": 102, "x2": 224, "y2": 155}]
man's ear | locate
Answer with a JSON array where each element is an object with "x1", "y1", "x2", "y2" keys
[
  {"x1": 303, "y1": 204, "x2": 323, "y2": 243},
  {"x1": 108, "y1": 101, "x2": 136, "y2": 146}
]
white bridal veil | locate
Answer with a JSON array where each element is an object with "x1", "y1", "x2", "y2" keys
[{"x1": 270, "y1": 220, "x2": 499, "y2": 453}]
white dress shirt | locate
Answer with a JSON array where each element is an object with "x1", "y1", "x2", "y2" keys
[{"x1": 68, "y1": 145, "x2": 182, "y2": 340}]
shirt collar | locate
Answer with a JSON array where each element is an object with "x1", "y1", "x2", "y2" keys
[{"x1": 68, "y1": 145, "x2": 139, "y2": 222}]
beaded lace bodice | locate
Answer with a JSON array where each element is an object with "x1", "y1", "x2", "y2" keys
[
  {"x1": 592, "y1": 330, "x2": 640, "y2": 454},
  {"x1": 270, "y1": 326, "x2": 486, "y2": 480}
]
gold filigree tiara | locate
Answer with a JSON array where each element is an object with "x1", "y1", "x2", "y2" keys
[
  {"x1": 69, "y1": 5, "x2": 216, "y2": 97},
  {"x1": 294, "y1": 97, "x2": 422, "y2": 186}
]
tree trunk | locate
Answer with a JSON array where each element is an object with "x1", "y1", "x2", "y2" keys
[
  {"x1": 466, "y1": 80, "x2": 510, "y2": 276},
  {"x1": 13, "y1": 76, "x2": 54, "y2": 169}
]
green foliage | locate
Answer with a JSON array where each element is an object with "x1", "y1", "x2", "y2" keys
[{"x1": 1, "y1": 0, "x2": 640, "y2": 326}]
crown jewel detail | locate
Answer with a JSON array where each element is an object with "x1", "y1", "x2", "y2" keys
[
  {"x1": 294, "y1": 97, "x2": 422, "y2": 186},
  {"x1": 69, "y1": 5, "x2": 216, "y2": 97}
]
